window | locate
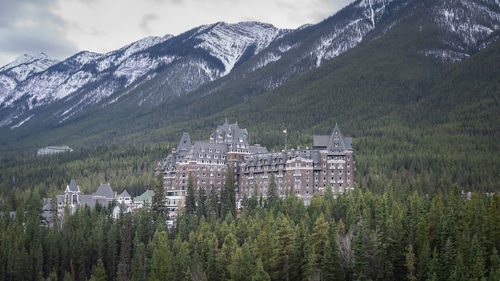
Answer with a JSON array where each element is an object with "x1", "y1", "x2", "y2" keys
[{"x1": 72, "y1": 194, "x2": 78, "y2": 204}]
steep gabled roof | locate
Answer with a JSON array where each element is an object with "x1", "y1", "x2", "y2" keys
[
  {"x1": 93, "y1": 183, "x2": 114, "y2": 199},
  {"x1": 327, "y1": 123, "x2": 347, "y2": 152},
  {"x1": 68, "y1": 179, "x2": 79, "y2": 192},
  {"x1": 177, "y1": 132, "x2": 192, "y2": 153},
  {"x1": 119, "y1": 190, "x2": 131, "y2": 198}
]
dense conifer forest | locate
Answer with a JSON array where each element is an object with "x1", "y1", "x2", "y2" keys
[{"x1": 1, "y1": 174, "x2": 499, "y2": 281}]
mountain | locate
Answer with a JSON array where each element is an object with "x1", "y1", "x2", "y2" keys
[
  {"x1": 0, "y1": 0, "x2": 498, "y2": 153},
  {"x1": 0, "y1": 22, "x2": 286, "y2": 129}
]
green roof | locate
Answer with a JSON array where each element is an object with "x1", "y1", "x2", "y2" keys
[{"x1": 135, "y1": 190, "x2": 154, "y2": 202}]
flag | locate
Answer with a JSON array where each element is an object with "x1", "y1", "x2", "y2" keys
[{"x1": 282, "y1": 129, "x2": 287, "y2": 134}]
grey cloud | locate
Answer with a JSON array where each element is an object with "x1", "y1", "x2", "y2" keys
[
  {"x1": 139, "y1": 13, "x2": 161, "y2": 32},
  {"x1": 0, "y1": 0, "x2": 78, "y2": 65}
]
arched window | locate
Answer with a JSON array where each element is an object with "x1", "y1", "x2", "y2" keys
[{"x1": 72, "y1": 194, "x2": 78, "y2": 204}]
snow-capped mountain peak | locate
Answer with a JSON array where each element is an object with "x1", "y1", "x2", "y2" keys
[{"x1": 192, "y1": 21, "x2": 285, "y2": 75}]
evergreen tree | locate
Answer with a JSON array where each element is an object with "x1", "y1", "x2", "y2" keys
[
  {"x1": 291, "y1": 222, "x2": 309, "y2": 281},
  {"x1": 218, "y1": 232, "x2": 237, "y2": 281},
  {"x1": 149, "y1": 231, "x2": 173, "y2": 281},
  {"x1": 256, "y1": 220, "x2": 274, "y2": 274},
  {"x1": 405, "y1": 244, "x2": 417, "y2": 281},
  {"x1": 267, "y1": 172, "x2": 278, "y2": 206},
  {"x1": 252, "y1": 259, "x2": 271, "y2": 281},
  {"x1": 89, "y1": 259, "x2": 107, "y2": 281},
  {"x1": 273, "y1": 216, "x2": 294, "y2": 281},
  {"x1": 197, "y1": 187, "x2": 207, "y2": 218},
  {"x1": 449, "y1": 250, "x2": 468, "y2": 281},
  {"x1": 322, "y1": 220, "x2": 343, "y2": 281},
  {"x1": 231, "y1": 242, "x2": 257, "y2": 281},
  {"x1": 131, "y1": 240, "x2": 147, "y2": 281},
  {"x1": 488, "y1": 248, "x2": 500, "y2": 281},
  {"x1": 470, "y1": 235, "x2": 486, "y2": 281},
  {"x1": 353, "y1": 219, "x2": 369, "y2": 281},
  {"x1": 248, "y1": 188, "x2": 259, "y2": 211},
  {"x1": 207, "y1": 186, "x2": 219, "y2": 219},
  {"x1": 221, "y1": 167, "x2": 236, "y2": 218},
  {"x1": 186, "y1": 173, "x2": 196, "y2": 215},
  {"x1": 151, "y1": 169, "x2": 166, "y2": 216},
  {"x1": 427, "y1": 248, "x2": 440, "y2": 281},
  {"x1": 310, "y1": 213, "x2": 328, "y2": 280}
]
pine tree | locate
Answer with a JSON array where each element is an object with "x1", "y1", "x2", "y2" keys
[
  {"x1": 249, "y1": 188, "x2": 259, "y2": 211},
  {"x1": 488, "y1": 248, "x2": 500, "y2": 281},
  {"x1": 291, "y1": 222, "x2": 308, "y2": 281},
  {"x1": 256, "y1": 220, "x2": 274, "y2": 274},
  {"x1": 405, "y1": 244, "x2": 417, "y2": 281},
  {"x1": 231, "y1": 242, "x2": 257, "y2": 281},
  {"x1": 89, "y1": 259, "x2": 107, "y2": 281},
  {"x1": 470, "y1": 235, "x2": 486, "y2": 281},
  {"x1": 310, "y1": 213, "x2": 328, "y2": 279},
  {"x1": 322, "y1": 220, "x2": 343, "y2": 281},
  {"x1": 427, "y1": 248, "x2": 440, "y2": 281},
  {"x1": 273, "y1": 216, "x2": 294, "y2": 281},
  {"x1": 267, "y1": 172, "x2": 278, "y2": 206},
  {"x1": 252, "y1": 259, "x2": 271, "y2": 281},
  {"x1": 151, "y1": 168, "x2": 166, "y2": 216},
  {"x1": 221, "y1": 167, "x2": 236, "y2": 218},
  {"x1": 449, "y1": 250, "x2": 467, "y2": 281},
  {"x1": 149, "y1": 231, "x2": 173, "y2": 281},
  {"x1": 197, "y1": 187, "x2": 207, "y2": 218},
  {"x1": 415, "y1": 218, "x2": 431, "y2": 281},
  {"x1": 186, "y1": 173, "x2": 196, "y2": 215},
  {"x1": 218, "y1": 233, "x2": 237, "y2": 281},
  {"x1": 207, "y1": 186, "x2": 219, "y2": 219},
  {"x1": 353, "y1": 219, "x2": 369, "y2": 281},
  {"x1": 131, "y1": 239, "x2": 147, "y2": 281}
]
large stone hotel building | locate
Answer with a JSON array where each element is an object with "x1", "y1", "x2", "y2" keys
[{"x1": 160, "y1": 120, "x2": 354, "y2": 204}]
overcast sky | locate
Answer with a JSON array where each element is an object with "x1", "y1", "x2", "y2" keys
[{"x1": 0, "y1": 0, "x2": 352, "y2": 66}]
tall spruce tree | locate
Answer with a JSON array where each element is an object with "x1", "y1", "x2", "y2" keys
[
  {"x1": 252, "y1": 259, "x2": 271, "y2": 281},
  {"x1": 186, "y1": 173, "x2": 196, "y2": 215},
  {"x1": 221, "y1": 167, "x2": 236, "y2": 218},
  {"x1": 89, "y1": 259, "x2": 107, "y2": 281},
  {"x1": 207, "y1": 186, "x2": 219, "y2": 219},
  {"x1": 197, "y1": 187, "x2": 207, "y2": 218},
  {"x1": 273, "y1": 216, "x2": 294, "y2": 281},
  {"x1": 322, "y1": 220, "x2": 343, "y2": 281},
  {"x1": 291, "y1": 222, "x2": 309, "y2": 281},
  {"x1": 149, "y1": 231, "x2": 173, "y2": 281},
  {"x1": 151, "y1": 168, "x2": 166, "y2": 216},
  {"x1": 310, "y1": 213, "x2": 328, "y2": 280},
  {"x1": 267, "y1": 172, "x2": 278, "y2": 206}
]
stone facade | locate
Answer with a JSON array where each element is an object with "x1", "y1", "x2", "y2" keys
[{"x1": 161, "y1": 121, "x2": 355, "y2": 204}]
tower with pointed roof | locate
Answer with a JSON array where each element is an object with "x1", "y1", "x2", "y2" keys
[{"x1": 64, "y1": 179, "x2": 81, "y2": 207}]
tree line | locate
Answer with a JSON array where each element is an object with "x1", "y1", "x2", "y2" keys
[{"x1": 1, "y1": 171, "x2": 499, "y2": 281}]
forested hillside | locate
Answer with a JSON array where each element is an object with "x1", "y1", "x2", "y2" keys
[{"x1": 1, "y1": 180, "x2": 499, "y2": 281}]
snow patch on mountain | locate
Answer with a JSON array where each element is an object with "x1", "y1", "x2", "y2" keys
[
  {"x1": 10, "y1": 114, "x2": 34, "y2": 129},
  {"x1": 433, "y1": 0, "x2": 500, "y2": 53},
  {"x1": 420, "y1": 49, "x2": 470, "y2": 63},
  {"x1": 114, "y1": 54, "x2": 176, "y2": 87},
  {"x1": 194, "y1": 22, "x2": 283, "y2": 75},
  {"x1": 312, "y1": 0, "x2": 394, "y2": 67}
]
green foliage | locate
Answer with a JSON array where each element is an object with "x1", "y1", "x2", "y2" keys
[
  {"x1": 221, "y1": 168, "x2": 236, "y2": 219},
  {"x1": 89, "y1": 259, "x2": 107, "y2": 281},
  {"x1": 185, "y1": 173, "x2": 196, "y2": 215},
  {"x1": 152, "y1": 169, "x2": 166, "y2": 217},
  {"x1": 0, "y1": 186, "x2": 500, "y2": 281}
]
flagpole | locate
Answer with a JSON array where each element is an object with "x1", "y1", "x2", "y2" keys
[{"x1": 285, "y1": 130, "x2": 287, "y2": 151}]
